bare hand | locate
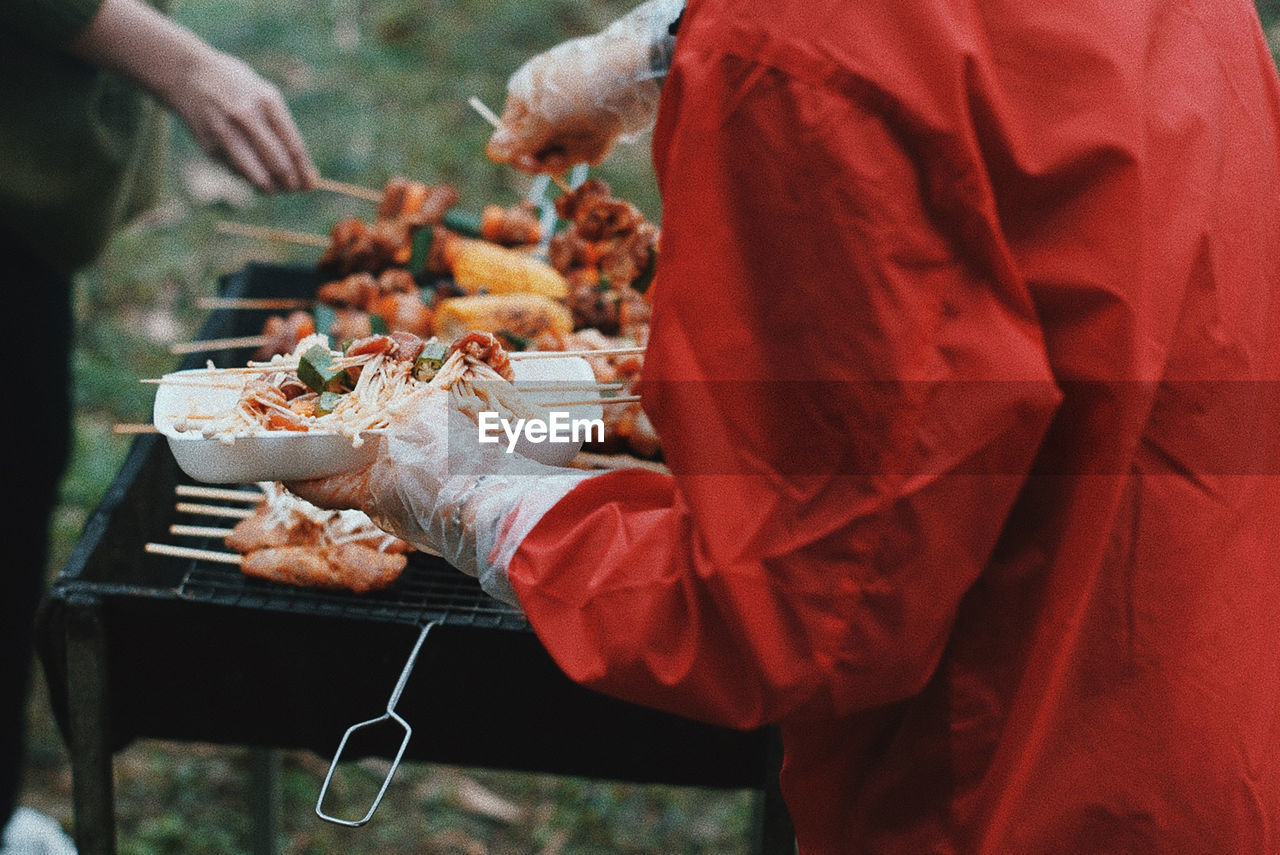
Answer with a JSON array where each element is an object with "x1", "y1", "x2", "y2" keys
[
  {"x1": 168, "y1": 50, "x2": 317, "y2": 193},
  {"x1": 68, "y1": 0, "x2": 317, "y2": 194}
]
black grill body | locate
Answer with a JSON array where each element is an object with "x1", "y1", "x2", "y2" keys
[{"x1": 35, "y1": 264, "x2": 788, "y2": 854}]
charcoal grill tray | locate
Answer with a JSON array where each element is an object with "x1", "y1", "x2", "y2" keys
[{"x1": 36, "y1": 263, "x2": 773, "y2": 794}]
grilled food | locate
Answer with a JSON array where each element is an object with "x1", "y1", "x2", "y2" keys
[{"x1": 227, "y1": 482, "x2": 413, "y2": 593}]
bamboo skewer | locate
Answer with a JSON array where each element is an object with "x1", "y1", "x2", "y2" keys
[
  {"x1": 467, "y1": 96, "x2": 573, "y2": 194},
  {"x1": 510, "y1": 346, "x2": 646, "y2": 359},
  {"x1": 113, "y1": 423, "x2": 159, "y2": 435},
  {"x1": 145, "y1": 542, "x2": 243, "y2": 565},
  {"x1": 198, "y1": 297, "x2": 314, "y2": 311},
  {"x1": 170, "y1": 335, "x2": 271, "y2": 356},
  {"x1": 513, "y1": 381, "x2": 626, "y2": 393},
  {"x1": 313, "y1": 176, "x2": 383, "y2": 203},
  {"x1": 175, "y1": 502, "x2": 256, "y2": 520},
  {"x1": 467, "y1": 95, "x2": 503, "y2": 129},
  {"x1": 175, "y1": 484, "x2": 266, "y2": 502},
  {"x1": 141, "y1": 377, "x2": 247, "y2": 389},
  {"x1": 164, "y1": 362, "x2": 302, "y2": 375},
  {"x1": 216, "y1": 220, "x2": 329, "y2": 247},
  {"x1": 170, "y1": 486, "x2": 445, "y2": 559},
  {"x1": 539, "y1": 395, "x2": 642, "y2": 407},
  {"x1": 170, "y1": 523, "x2": 235, "y2": 539}
]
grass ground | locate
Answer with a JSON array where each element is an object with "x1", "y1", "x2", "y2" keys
[{"x1": 23, "y1": 1, "x2": 749, "y2": 853}]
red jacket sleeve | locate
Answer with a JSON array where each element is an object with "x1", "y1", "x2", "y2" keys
[{"x1": 508, "y1": 34, "x2": 1062, "y2": 731}]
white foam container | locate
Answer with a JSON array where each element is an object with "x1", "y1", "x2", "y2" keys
[{"x1": 154, "y1": 356, "x2": 603, "y2": 483}]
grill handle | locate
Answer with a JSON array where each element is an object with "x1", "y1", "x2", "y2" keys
[{"x1": 315, "y1": 620, "x2": 439, "y2": 827}]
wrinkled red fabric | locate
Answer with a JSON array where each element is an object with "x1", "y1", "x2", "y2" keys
[{"x1": 508, "y1": 0, "x2": 1280, "y2": 851}]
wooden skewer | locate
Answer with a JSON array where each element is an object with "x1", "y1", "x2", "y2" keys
[
  {"x1": 175, "y1": 484, "x2": 266, "y2": 503},
  {"x1": 175, "y1": 502, "x2": 256, "y2": 520},
  {"x1": 511, "y1": 346, "x2": 645, "y2": 359},
  {"x1": 142, "y1": 377, "x2": 247, "y2": 388},
  {"x1": 467, "y1": 96, "x2": 573, "y2": 193},
  {"x1": 198, "y1": 297, "x2": 314, "y2": 311},
  {"x1": 169, "y1": 362, "x2": 301, "y2": 375},
  {"x1": 313, "y1": 176, "x2": 383, "y2": 203},
  {"x1": 113, "y1": 423, "x2": 160, "y2": 435},
  {"x1": 146, "y1": 542, "x2": 243, "y2": 566},
  {"x1": 169, "y1": 335, "x2": 270, "y2": 356},
  {"x1": 170, "y1": 523, "x2": 235, "y2": 538},
  {"x1": 174, "y1": 501, "x2": 444, "y2": 558},
  {"x1": 216, "y1": 220, "x2": 329, "y2": 248},
  {"x1": 513, "y1": 382, "x2": 626, "y2": 393},
  {"x1": 468, "y1": 95, "x2": 503, "y2": 129},
  {"x1": 539, "y1": 395, "x2": 642, "y2": 407},
  {"x1": 172, "y1": 485, "x2": 443, "y2": 558}
]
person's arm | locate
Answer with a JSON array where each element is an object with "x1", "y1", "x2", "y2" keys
[
  {"x1": 66, "y1": 0, "x2": 316, "y2": 192},
  {"x1": 502, "y1": 44, "x2": 1063, "y2": 728}
]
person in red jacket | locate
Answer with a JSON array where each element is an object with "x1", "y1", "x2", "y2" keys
[{"x1": 295, "y1": 0, "x2": 1280, "y2": 850}]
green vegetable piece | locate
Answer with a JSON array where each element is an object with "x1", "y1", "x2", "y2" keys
[
  {"x1": 315, "y1": 390, "x2": 344, "y2": 416},
  {"x1": 313, "y1": 303, "x2": 337, "y2": 341},
  {"x1": 442, "y1": 208, "x2": 483, "y2": 237},
  {"x1": 369, "y1": 312, "x2": 388, "y2": 335},
  {"x1": 408, "y1": 224, "x2": 435, "y2": 274},
  {"x1": 298, "y1": 343, "x2": 346, "y2": 393},
  {"x1": 630, "y1": 245, "x2": 659, "y2": 294},
  {"x1": 497, "y1": 329, "x2": 531, "y2": 351},
  {"x1": 413, "y1": 339, "x2": 449, "y2": 381}
]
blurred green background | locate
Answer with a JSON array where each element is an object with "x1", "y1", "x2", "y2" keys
[{"x1": 24, "y1": 2, "x2": 1280, "y2": 853}]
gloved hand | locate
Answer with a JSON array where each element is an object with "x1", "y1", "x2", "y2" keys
[
  {"x1": 287, "y1": 387, "x2": 601, "y2": 608},
  {"x1": 485, "y1": 0, "x2": 684, "y2": 174}
]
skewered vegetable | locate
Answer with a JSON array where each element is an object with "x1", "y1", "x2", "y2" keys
[
  {"x1": 426, "y1": 227, "x2": 568, "y2": 300},
  {"x1": 434, "y1": 293, "x2": 574, "y2": 344}
]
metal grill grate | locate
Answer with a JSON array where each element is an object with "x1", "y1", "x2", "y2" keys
[{"x1": 177, "y1": 551, "x2": 526, "y2": 631}]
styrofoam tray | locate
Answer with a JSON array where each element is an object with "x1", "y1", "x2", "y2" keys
[{"x1": 154, "y1": 356, "x2": 604, "y2": 483}]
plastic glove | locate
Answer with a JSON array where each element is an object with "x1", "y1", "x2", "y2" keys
[
  {"x1": 287, "y1": 387, "x2": 602, "y2": 608},
  {"x1": 486, "y1": 0, "x2": 684, "y2": 174},
  {"x1": 69, "y1": 0, "x2": 317, "y2": 192}
]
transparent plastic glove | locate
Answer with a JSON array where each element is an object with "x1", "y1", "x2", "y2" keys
[
  {"x1": 486, "y1": 0, "x2": 684, "y2": 174},
  {"x1": 287, "y1": 388, "x2": 602, "y2": 608}
]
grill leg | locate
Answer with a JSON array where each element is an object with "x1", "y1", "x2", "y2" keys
[
  {"x1": 249, "y1": 748, "x2": 281, "y2": 855},
  {"x1": 65, "y1": 598, "x2": 116, "y2": 855},
  {"x1": 751, "y1": 727, "x2": 795, "y2": 855}
]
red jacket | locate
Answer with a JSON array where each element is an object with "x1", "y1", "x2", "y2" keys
[{"x1": 509, "y1": 0, "x2": 1280, "y2": 851}]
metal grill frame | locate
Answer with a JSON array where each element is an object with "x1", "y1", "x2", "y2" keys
[{"x1": 176, "y1": 547, "x2": 526, "y2": 631}]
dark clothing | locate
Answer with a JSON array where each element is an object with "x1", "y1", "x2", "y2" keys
[
  {"x1": 1, "y1": 225, "x2": 73, "y2": 822},
  {"x1": 0, "y1": 0, "x2": 168, "y2": 273},
  {"x1": 1, "y1": 0, "x2": 165, "y2": 825}
]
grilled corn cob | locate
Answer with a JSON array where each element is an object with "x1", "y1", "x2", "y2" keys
[
  {"x1": 429, "y1": 227, "x2": 567, "y2": 300},
  {"x1": 434, "y1": 294, "x2": 573, "y2": 343}
]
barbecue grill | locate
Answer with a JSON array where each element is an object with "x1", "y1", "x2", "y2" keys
[{"x1": 35, "y1": 263, "x2": 793, "y2": 854}]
